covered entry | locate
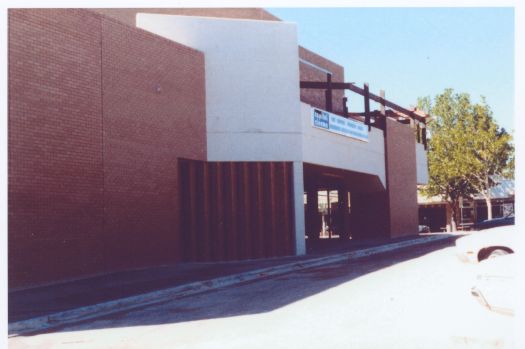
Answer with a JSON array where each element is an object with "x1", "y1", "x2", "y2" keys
[{"x1": 303, "y1": 163, "x2": 389, "y2": 248}]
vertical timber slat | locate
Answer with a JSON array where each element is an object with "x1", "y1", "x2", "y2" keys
[
  {"x1": 208, "y1": 163, "x2": 217, "y2": 261},
  {"x1": 242, "y1": 162, "x2": 252, "y2": 259},
  {"x1": 269, "y1": 162, "x2": 278, "y2": 256},
  {"x1": 276, "y1": 163, "x2": 286, "y2": 256},
  {"x1": 229, "y1": 162, "x2": 238, "y2": 260},
  {"x1": 188, "y1": 162, "x2": 198, "y2": 261},
  {"x1": 222, "y1": 163, "x2": 232, "y2": 260},
  {"x1": 215, "y1": 162, "x2": 225, "y2": 261},
  {"x1": 201, "y1": 163, "x2": 211, "y2": 260},
  {"x1": 235, "y1": 163, "x2": 245, "y2": 260},
  {"x1": 179, "y1": 161, "x2": 189, "y2": 261},
  {"x1": 179, "y1": 160, "x2": 295, "y2": 262},
  {"x1": 256, "y1": 162, "x2": 265, "y2": 258}
]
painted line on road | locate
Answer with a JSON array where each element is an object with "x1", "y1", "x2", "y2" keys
[{"x1": 8, "y1": 234, "x2": 453, "y2": 336}]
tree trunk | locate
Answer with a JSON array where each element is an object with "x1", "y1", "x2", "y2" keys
[
  {"x1": 486, "y1": 196, "x2": 493, "y2": 220},
  {"x1": 449, "y1": 201, "x2": 459, "y2": 231},
  {"x1": 484, "y1": 175, "x2": 493, "y2": 220}
]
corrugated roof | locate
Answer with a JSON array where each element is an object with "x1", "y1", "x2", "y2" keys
[
  {"x1": 418, "y1": 179, "x2": 514, "y2": 204},
  {"x1": 472, "y1": 179, "x2": 514, "y2": 200}
]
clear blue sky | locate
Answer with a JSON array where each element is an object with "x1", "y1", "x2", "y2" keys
[{"x1": 267, "y1": 7, "x2": 514, "y2": 132}]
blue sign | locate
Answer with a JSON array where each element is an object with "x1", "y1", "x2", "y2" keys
[
  {"x1": 312, "y1": 109, "x2": 329, "y2": 129},
  {"x1": 311, "y1": 108, "x2": 369, "y2": 142}
]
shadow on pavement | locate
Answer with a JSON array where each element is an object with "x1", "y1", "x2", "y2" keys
[{"x1": 14, "y1": 235, "x2": 460, "y2": 336}]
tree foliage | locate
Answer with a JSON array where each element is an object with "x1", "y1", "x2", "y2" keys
[
  {"x1": 418, "y1": 89, "x2": 513, "y2": 229},
  {"x1": 465, "y1": 98, "x2": 514, "y2": 219}
]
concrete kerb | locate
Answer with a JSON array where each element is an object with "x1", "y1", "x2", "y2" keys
[{"x1": 8, "y1": 234, "x2": 452, "y2": 336}]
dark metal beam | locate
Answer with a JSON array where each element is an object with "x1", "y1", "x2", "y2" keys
[
  {"x1": 325, "y1": 73, "x2": 332, "y2": 112},
  {"x1": 364, "y1": 83, "x2": 371, "y2": 131},
  {"x1": 300, "y1": 81, "x2": 354, "y2": 89},
  {"x1": 300, "y1": 81, "x2": 427, "y2": 123},
  {"x1": 379, "y1": 90, "x2": 386, "y2": 116},
  {"x1": 347, "y1": 111, "x2": 383, "y2": 117}
]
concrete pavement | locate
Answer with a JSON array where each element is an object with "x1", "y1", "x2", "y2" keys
[
  {"x1": 9, "y1": 236, "x2": 515, "y2": 349},
  {"x1": 9, "y1": 233, "x2": 454, "y2": 336}
]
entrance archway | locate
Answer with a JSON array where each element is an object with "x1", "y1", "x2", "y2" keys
[{"x1": 303, "y1": 163, "x2": 389, "y2": 253}]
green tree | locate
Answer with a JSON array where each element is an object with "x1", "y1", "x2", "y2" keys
[
  {"x1": 464, "y1": 99, "x2": 513, "y2": 220},
  {"x1": 418, "y1": 89, "x2": 513, "y2": 230}
]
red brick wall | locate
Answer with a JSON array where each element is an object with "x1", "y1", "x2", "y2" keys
[
  {"x1": 100, "y1": 17, "x2": 206, "y2": 271},
  {"x1": 8, "y1": 9, "x2": 206, "y2": 288},
  {"x1": 299, "y1": 46, "x2": 346, "y2": 115},
  {"x1": 9, "y1": 9, "x2": 106, "y2": 287},
  {"x1": 385, "y1": 118, "x2": 419, "y2": 237}
]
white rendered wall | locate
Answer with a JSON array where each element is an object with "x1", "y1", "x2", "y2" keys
[
  {"x1": 416, "y1": 143, "x2": 429, "y2": 184},
  {"x1": 300, "y1": 102, "x2": 387, "y2": 187},
  {"x1": 292, "y1": 162, "x2": 306, "y2": 255},
  {"x1": 137, "y1": 14, "x2": 303, "y2": 162}
]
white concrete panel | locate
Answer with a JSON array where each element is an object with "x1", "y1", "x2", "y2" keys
[
  {"x1": 416, "y1": 143, "x2": 429, "y2": 184},
  {"x1": 300, "y1": 103, "x2": 386, "y2": 187},
  {"x1": 137, "y1": 14, "x2": 303, "y2": 162},
  {"x1": 207, "y1": 132, "x2": 302, "y2": 162},
  {"x1": 292, "y1": 162, "x2": 306, "y2": 255}
]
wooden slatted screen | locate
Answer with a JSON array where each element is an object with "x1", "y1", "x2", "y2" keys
[{"x1": 179, "y1": 160, "x2": 295, "y2": 262}]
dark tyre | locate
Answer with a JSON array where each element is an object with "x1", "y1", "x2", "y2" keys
[{"x1": 488, "y1": 249, "x2": 510, "y2": 259}]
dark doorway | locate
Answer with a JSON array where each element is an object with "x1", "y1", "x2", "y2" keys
[
  {"x1": 303, "y1": 163, "x2": 388, "y2": 253},
  {"x1": 315, "y1": 189, "x2": 349, "y2": 240},
  {"x1": 418, "y1": 205, "x2": 446, "y2": 232}
]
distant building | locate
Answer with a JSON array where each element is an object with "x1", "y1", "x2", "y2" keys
[{"x1": 418, "y1": 180, "x2": 515, "y2": 232}]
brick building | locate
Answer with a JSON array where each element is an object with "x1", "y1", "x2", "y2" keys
[{"x1": 8, "y1": 8, "x2": 429, "y2": 288}]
